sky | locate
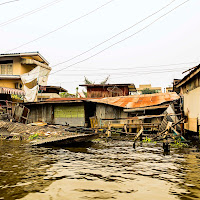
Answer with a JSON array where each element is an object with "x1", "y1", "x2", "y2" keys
[{"x1": 0, "y1": 0, "x2": 200, "y2": 94}]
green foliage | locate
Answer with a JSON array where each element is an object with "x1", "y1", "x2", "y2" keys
[
  {"x1": 142, "y1": 136, "x2": 157, "y2": 143},
  {"x1": 84, "y1": 76, "x2": 110, "y2": 85},
  {"x1": 76, "y1": 87, "x2": 79, "y2": 98},
  {"x1": 82, "y1": 89, "x2": 87, "y2": 97},
  {"x1": 171, "y1": 140, "x2": 189, "y2": 148},
  {"x1": 84, "y1": 76, "x2": 94, "y2": 84},
  {"x1": 60, "y1": 92, "x2": 75, "y2": 98},
  {"x1": 100, "y1": 75, "x2": 110, "y2": 84},
  {"x1": 28, "y1": 133, "x2": 39, "y2": 140},
  {"x1": 141, "y1": 88, "x2": 157, "y2": 94}
]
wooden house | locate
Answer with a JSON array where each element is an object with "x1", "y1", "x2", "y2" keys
[{"x1": 79, "y1": 83, "x2": 136, "y2": 98}]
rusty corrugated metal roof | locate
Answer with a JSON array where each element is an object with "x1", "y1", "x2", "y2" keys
[{"x1": 87, "y1": 92, "x2": 179, "y2": 108}]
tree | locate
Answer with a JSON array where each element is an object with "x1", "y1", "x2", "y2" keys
[
  {"x1": 84, "y1": 76, "x2": 110, "y2": 85},
  {"x1": 141, "y1": 88, "x2": 157, "y2": 94},
  {"x1": 100, "y1": 75, "x2": 110, "y2": 84},
  {"x1": 60, "y1": 92, "x2": 75, "y2": 98},
  {"x1": 84, "y1": 76, "x2": 94, "y2": 84},
  {"x1": 82, "y1": 89, "x2": 87, "y2": 98},
  {"x1": 76, "y1": 87, "x2": 79, "y2": 98}
]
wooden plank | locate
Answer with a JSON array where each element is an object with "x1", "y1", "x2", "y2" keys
[
  {"x1": 154, "y1": 118, "x2": 185, "y2": 139},
  {"x1": 133, "y1": 126, "x2": 143, "y2": 143},
  {"x1": 30, "y1": 133, "x2": 99, "y2": 146}
]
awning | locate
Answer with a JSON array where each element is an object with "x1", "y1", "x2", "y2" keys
[{"x1": 0, "y1": 87, "x2": 25, "y2": 95}]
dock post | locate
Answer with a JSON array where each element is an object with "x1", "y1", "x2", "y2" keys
[
  {"x1": 140, "y1": 133, "x2": 143, "y2": 141},
  {"x1": 163, "y1": 140, "x2": 170, "y2": 153}
]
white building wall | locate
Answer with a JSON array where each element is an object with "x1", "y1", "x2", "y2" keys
[{"x1": 183, "y1": 87, "x2": 200, "y2": 132}]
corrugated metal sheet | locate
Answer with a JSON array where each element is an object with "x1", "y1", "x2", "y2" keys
[{"x1": 87, "y1": 92, "x2": 179, "y2": 109}]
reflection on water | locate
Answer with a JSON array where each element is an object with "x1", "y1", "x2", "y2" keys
[{"x1": 0, "y1": 138, "x2": 199, "y2": 200}]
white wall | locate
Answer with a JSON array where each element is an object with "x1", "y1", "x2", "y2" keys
[{"x1": 183, "y1": 87, "x2": 200, "y2": 132}]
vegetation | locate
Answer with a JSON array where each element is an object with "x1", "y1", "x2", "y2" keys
[
  {"x1": 28, "y1": 133, "x2": 39, "y2": 140},
  {"x1": 84, "y1": 76, "x2": 110, "y2": 85},
  {"x1": 60, "y1": 92, "x2": 75, "y2": 98},
  {"x1": 76, "y1": 87, "x2": 79, "y2": 98},
  {"x1": 84, "y1": 76, "x2": 94, "y2": 84},
  {"x1": 82, "y1": 76, "x2": 110, "y2": 97},
  {"x1": 142, "y1": 136, "x2": 157, "y2": 143},
  {"x1": 82, "y1": 90, "x2": 87, "y2": 98},
  {"x1": 141, "y1": 88, "x2": 157, "y2": 94},
  {"x1": 171, "y1": 139, "x2": 189, "y2": 148},
  {"x1": 100, "y1": 75, "x2": 110, "y2": 84}
]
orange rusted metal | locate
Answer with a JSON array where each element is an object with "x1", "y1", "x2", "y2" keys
[{"x1": 87, "y1": 92, "x2": 179, "y2": 109}]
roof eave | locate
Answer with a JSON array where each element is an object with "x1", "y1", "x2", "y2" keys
[
  {"x1": 0, "y1": 52, "x2": 49, "y2": 65},
  {"x1": 176, "y1": 65, "x2": 200, "y2": 88}
]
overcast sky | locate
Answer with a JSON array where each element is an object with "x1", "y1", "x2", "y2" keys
[{"x1": 0, "y1": 0, "x2": 200, "y2": 93}]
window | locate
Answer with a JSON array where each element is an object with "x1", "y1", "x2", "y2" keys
[{"x1": 0, "y1": 64, "x2": 13, "y2": 75}]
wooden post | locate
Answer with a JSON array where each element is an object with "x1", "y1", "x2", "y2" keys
[{"x1": 163, "y1": 139, "x2": 170, "y2": 153}]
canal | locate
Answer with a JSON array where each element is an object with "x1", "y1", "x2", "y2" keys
[{"x1": 0, "y1": 138, "x2": 199, "y2": 200}]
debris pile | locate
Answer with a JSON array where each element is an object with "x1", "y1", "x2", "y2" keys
[{"x1": 0, "y1": 121, "x2": 95, "y2": 142}]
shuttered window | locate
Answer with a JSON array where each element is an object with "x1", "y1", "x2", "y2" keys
[{"x1": 0, "y1": 64, "x2": 13, "y2": 75}]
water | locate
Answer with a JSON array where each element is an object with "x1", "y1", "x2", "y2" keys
[{"x1": 0, "y1": 138, "x2": 199, "y2": 200}]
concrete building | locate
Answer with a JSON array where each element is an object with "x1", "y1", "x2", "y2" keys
[
  {"x1": 0, "y1": 52, "x2": 51, "y2": 102},
  {"x1": 136, "y1": 84, "x2": 162, "y2": 94},
  {"x1": 176, "y1": 64, "x2": 200, "y2": 133}
]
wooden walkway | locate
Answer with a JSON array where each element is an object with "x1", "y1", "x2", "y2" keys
[{"x1": 30, "y1": 133, "x2": 99, "y2": 146}]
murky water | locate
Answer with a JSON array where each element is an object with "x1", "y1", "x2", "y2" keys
[{"x1": 0, "y1": 137, "x2": 199, "y2": 200}]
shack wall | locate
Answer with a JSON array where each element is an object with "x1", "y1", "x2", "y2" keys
[
  {"x1": 96, "y1": 104, "x2": 128, "y2": 126},
  {"x1": 87, "y1": 86, "x2": 129, "y2": 98},
  {"x1": 27, "y1": 104, "x2": 53, "y2": 124},
  {"x1": 54, "y1": 103, "x2": 85, "y2": 126},
  {"x1": 183, "y1": 87, "x2": 200, "y2": 132}
]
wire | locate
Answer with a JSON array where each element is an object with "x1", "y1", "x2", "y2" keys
[
  {"x1": 8, "y1": 0, "x2": 180, "y2": 78},
  {"x1": 51, "y1": 66, "x2": 192, "y2": 76},
  {"x1": 51, "y1": 0, "x2": 176, "y2": 68},
  {"x1": 5, "y1": 0, "x2": 115, "y2": 53},
  {"x1": 0, "y1": 0, "x2": 64, "y2": 27},
  {"x1": 52, "y1": 61, "x2": 198, "y2": 72},
  {"x1": 49, "y1": 66, "x2": 188, "y2": 84},
  {"x1": 6, "y1": 0, "x2": 177, "y2": 78},
  {"x1": 48, "y1": 61, "x2": 197, "y2": 84},
  {"x1": 0, "y1": 0, "x2": 19, "y2": 6},
  {"x1": 50, "y1": 0, "x2": 190, "y2": 76}
]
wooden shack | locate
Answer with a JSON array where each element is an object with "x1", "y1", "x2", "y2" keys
[
  {"x1": 25, "y1": 98, "x2": 96, "y2": 127},
  {"x1": 86, "y1": 93, "x2": 180, "y2": 129},
  {"x1": 79, "y1": 84, "x2": 136, "y2": 98}
]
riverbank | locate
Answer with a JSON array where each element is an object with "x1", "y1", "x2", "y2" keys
[{"x1": 0, "y1": 121, "x2": 99, "y2": 146}]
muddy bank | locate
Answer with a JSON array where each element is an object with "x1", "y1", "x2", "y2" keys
[{"x1": 0, "y1": 121, "x2": 98, "y2": 146}]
